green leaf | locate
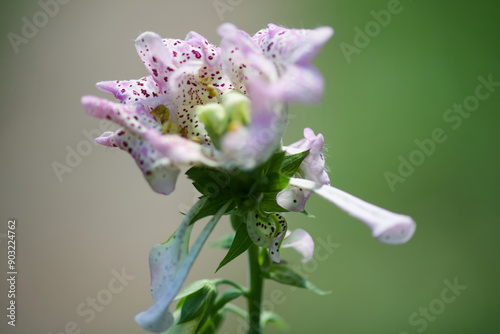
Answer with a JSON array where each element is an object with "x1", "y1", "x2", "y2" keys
[
  {"x1": 263, "y1": 172, "x2": 289, "y2": 192},
  {"x1": 281, "y1": 150, "x2": 309, "y2": 177},
  {"x1": 261, "y1": 151, "x2": 285, "y2": 176},
  {"x1": 263, "y1": 265, "x2": 330, "y2": 295},
  {"x1": 230, "y1": 213, "x2": 244, "y2": 230},
  {"x1": 186, "y1": 167, "x2": 231, "y2": 196},
  {"x1": 216, "y1": 221, "x2": 254, "y2": 272},
  {"x1": 190, "y1": 194, "x2": 235, "y2": 225},
  {"x1": 178, "y1": 285, "x2": 216, "y2": 325},
  {"x1": 209, "y1": 233, "x2": 235, "y2": 249}
]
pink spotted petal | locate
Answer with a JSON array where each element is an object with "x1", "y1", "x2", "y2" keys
[
  {"x1": 277, "y1": 128, "x2": 330, "y2": 211},
  {"x1": 281, "y1": 229, "x2": 314, "y2": 263},
  {"x1": 276, "y1": 186, "x2": 310, "y2": 212},
  {"x1": 255, "y1": 24, "x2": 334, "y2": 66},
  {"x1": 185, "y1": 31, "x2": 220, "y2": 70},
  {"x1": 217, "y1": 23, "x2": 278, "y2": 90},
  {"x1": 95, "y1": 131, "x2": 115, "y2": 147},
  {"x1": 81, "y1": 95, "x2": 152, "y2": 135},
  {"x1": 248, "y1": 64, "x2": 325, "y2": 104},
  {"x1": 168, "y1": 61, "x2": 211, "y2": 106},
  {"x1": 135, "y1": 32, "x2": 174, "y2": 93},
  {"x1": 251, "y1": 24, "x2": 333, "y2": 104},
  {"x1": 144, "y1": 131, "x2": 218, "y2": 167},
  {"x1": 96, "y1": 77, "x2": 164, "y2": 107},
  {"x1": 289, "y1": 178, "x2": 416, "y2": 245}
]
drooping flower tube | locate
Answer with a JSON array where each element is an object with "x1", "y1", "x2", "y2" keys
[
  {"x1": 277, "y1": 128, "x2": 416, "y2": 245},
  {"x1": 81, "y1": 23, "x2": 333, "y2": 195}
]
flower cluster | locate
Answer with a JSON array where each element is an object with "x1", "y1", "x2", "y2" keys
[{"x1": 82, "y1": 23, "x2": 415, "y2": 333}]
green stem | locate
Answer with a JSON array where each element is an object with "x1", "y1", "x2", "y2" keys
[{"x1": 247, "y1": 244, "x2": 263, "y2": 334}]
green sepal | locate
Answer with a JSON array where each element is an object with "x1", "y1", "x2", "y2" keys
[
  {"x1": 259, "y1": 172, "x2": 289, "y2": 193},
  {"x1": 216, "y1": 220, "x2": 253, "y2": 272},
  {"x1": 281, "y1": 150, "x2": 309, "y2": 177},
  {"x1": 256, "y1": 150, "x2": 310, "y2": 213},
  {"x1": 263, "y1": 264, "x2": 330, "y2": 295},
  {"x1": 261, "y1": 151, "x2": 285, "y2": 176}
]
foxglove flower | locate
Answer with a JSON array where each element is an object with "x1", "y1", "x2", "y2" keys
[
  {"x1": 278, "y1": 128, "x2": 416, "y2": 244},
  {"x1": 81, "y1": 23, "x2": 333, "y2": 195}
]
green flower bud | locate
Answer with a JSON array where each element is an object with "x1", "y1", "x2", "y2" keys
[
  {"x1": 223, "y1": 91, "x2": 251, "y2": 125},
  {"x1": 196, "y1": 103, "x2": 229, "y2": 135}
]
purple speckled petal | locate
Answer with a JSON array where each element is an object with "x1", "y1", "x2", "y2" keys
[
  {"x1": 96, "y1": 77, "x2": 163, "y2": 107},
  {"x1": 144, "y1": 131, "x2": 218, "y2": 167},
  {"x1": 277, "y1": 128, "x2": 330, "y2": 211},
  {"x1": 276, "y1": 186, "x2": 310, "y2": 212},
  {"x1": 135, "y1": 32, "x2": 174, "y2": 93},
  {"x1": 281, "y1": 229, "x2": 314, "y2": 263},
  {"x1": 255, "y1": 24, "x2": 333, "y2": 66},
  {"x1": 289, "y1": 178, "x2": 416, "y2": 245},
  {"x1": 252, "y1": 24, "x2": 333, "y2": 104},
  {"x1": 81, "y1": 95, "x2": 159, "y2": 133},
  {"x1": 217, "y1": 23, "x2": 277, "y2": 91},
  {"x1": 82, "y1": 95, "x2": 183, "y2": 195},
  {"x1": 248, "y1": 64, "x2": 325, "y2": 104},
  {"x1": 185, "y1": 31, "x2": 221, "y2": 70}
]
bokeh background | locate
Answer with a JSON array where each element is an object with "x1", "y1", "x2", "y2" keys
[{"x1": 1, "y1": 0, "x2": 499, "y2": 333}]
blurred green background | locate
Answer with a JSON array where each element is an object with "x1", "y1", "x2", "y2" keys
[{"x1": 1, "y1": 1, "x2": 499, "y2": 333}]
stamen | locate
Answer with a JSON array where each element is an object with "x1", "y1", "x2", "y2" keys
[
  {"x1": 150, "y1": 105, "x2": 170, "y2": 124},
  {"x1": 179, "y1": 126, "x2": 189, "y2": 138},
  {"x1": 162, "y1": 122, "x2": 180, "y2": 135}
]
